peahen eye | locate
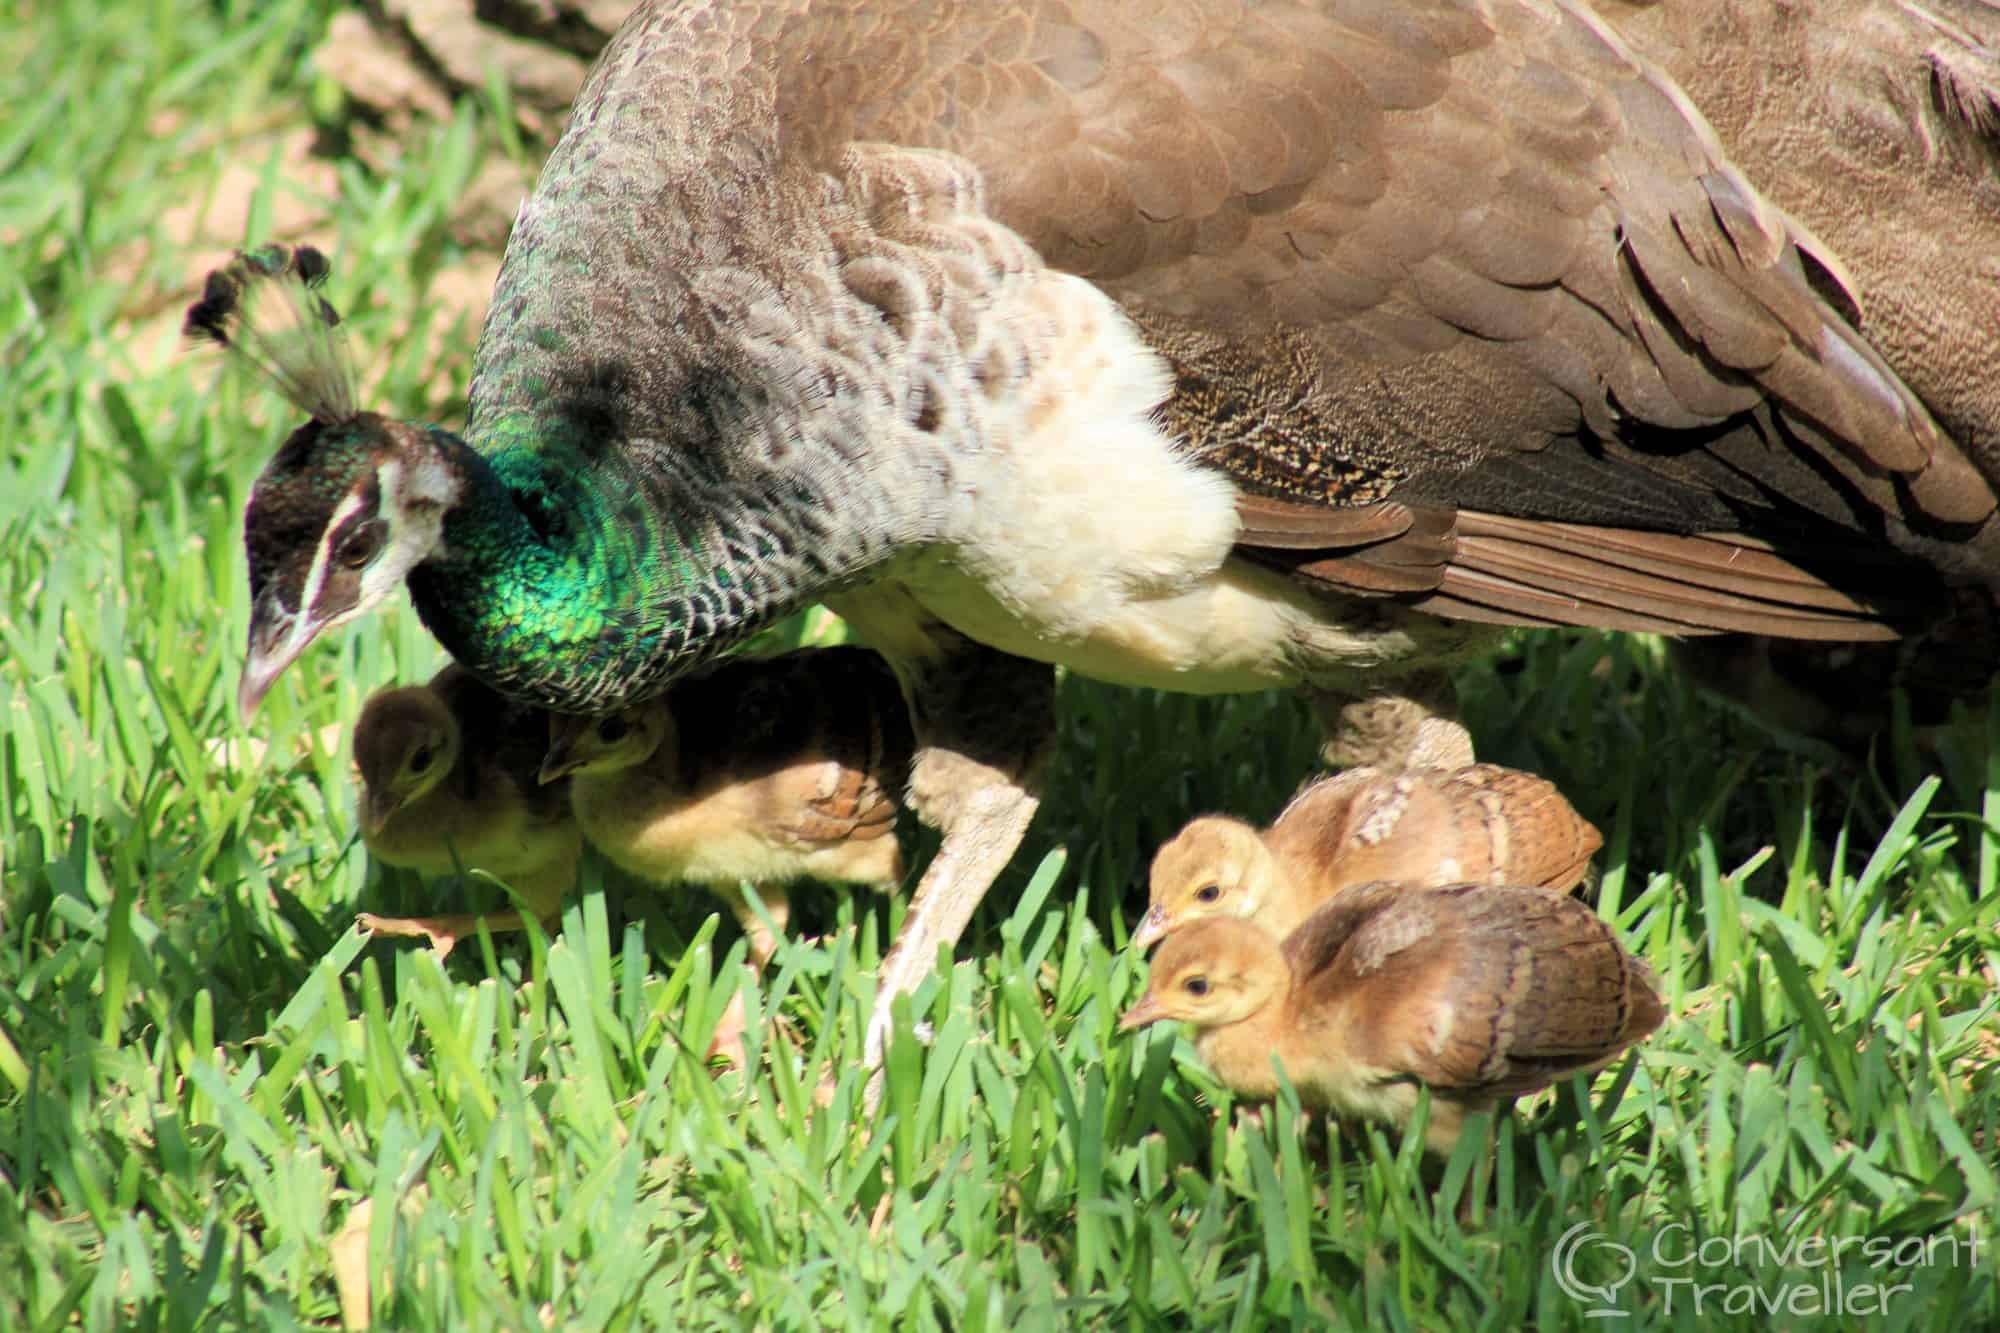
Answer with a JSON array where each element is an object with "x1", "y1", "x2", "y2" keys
[
  {"x1": 337, "y1": 522, "x2": 384, "y2": 569},
  {"x1": 1183, "y1": 977, "x2": 1210, "y2": 997},
  {"x1": 1194, "y1": 884, "x2": 1221, "y2": 904},
  {"x1": 410, "y1": 746, "x2": 435, "y2": 773},
  {"x1": 597, "y1": 716, "x2": 630, "y2": 743}
]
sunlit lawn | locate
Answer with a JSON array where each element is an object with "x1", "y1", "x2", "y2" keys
[{"x1": 3, "y1": 2, "x2": 1996, "y2": 1328}]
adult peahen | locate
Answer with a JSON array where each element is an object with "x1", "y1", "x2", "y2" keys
[{"x1": 189, "y1": 0, "x2": 2000, "y2": 1076}]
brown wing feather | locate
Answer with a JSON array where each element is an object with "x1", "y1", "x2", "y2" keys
[
  {"x1": 1438, "y1": 765, "x2": 1602, "y2": 893},
  {"x1": 1269, "y1": 765, "x2": 1602, "y2": 895},
  {"x1": 1384, "y1": 887, "x2": 1662, "y2": 1096},
  {"x1": 1232, "y1": 495, "x2": 1415, "y2": 551},
  {"x1": 1432, "y1": 515, "x2": 1911, "y2": 637},
  {"x1": 1436, "y1": 888, "x2": 1665, "y2": 1096},
  {"x1": 1279, "y1": 884, "x2": 1660, "y2": 1096},
  {"x1": 1606, "y1": 0, "x2": 2000, "y2": 498},
  {"x1": 1229, "y1": 490, "x2": 1922, "y2": 635},
  {"x1": 555, "y1": 3, "x2": 1995, "y2": 656},
  {"x1": 1236, "y1": 495, "x2": 1459, "y2": 597},
  {"x1": 1278, "y1": 878, "x2": 1416, "y2": 985},
  {"x1": 764, "y1": 0, "x2": 1993, "y2": 626}
]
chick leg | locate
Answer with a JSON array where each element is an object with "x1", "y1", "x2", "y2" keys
[
  {"x1": 355, "y1": 867, "x2": 569, "y2": 960},
  {"x1": 829, "y1": 608, "x2": 1056, "y2": 1098},
  {"x1": 1307, "y1": 670, "x2": 1474, "y2": 771},
  {"x1": 356, "y1": 910, "x2": 529, "y2": 959},
  {"x1": 707, "y1": 883, "x2": 793, "y2": 1071}
]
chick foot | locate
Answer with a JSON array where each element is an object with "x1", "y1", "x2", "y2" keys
[{"x1": 355, "y1": 909, "x2": 532, "y2": 960}]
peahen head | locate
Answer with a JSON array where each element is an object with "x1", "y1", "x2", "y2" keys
[{"x1": 187, "y1": 246, "x2": 464, "y2": 717}]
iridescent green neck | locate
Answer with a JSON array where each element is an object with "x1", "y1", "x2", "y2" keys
[{"x1": 405, "y1": 418, "x2": 790, "y2": 713}]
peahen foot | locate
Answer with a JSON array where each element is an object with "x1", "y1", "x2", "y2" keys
[{"x1": 1306, "y1": 670, "x2": 1475, "y2": 773}]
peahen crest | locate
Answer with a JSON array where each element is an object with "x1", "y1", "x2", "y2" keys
[{"x1": 185, "y1": 244, "x2": 358, "y2": 425}]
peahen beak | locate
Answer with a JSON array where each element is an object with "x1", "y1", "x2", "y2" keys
[{"x1": 238, "y1": 587, "x2": 327, "y2": 721}]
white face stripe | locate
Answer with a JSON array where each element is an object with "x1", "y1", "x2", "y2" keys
[
  {"x1": 356, "y1": 457, "x2": 448, "y2": 614},
  {"x1": 353, "y1": 459, "x2": 410, "y2": 616}
]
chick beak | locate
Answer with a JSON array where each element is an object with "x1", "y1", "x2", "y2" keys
[
  {"x1": 238, "y1": 591, "x2": 321, "y2": 722},
  {"x1": 1129, "y1": 905, "x2": 1170, "y2": 952},
  {"x1": 1118, "y1": 992, "x2": 1165, "y2": 1033},
  {"x1": 359, "y1": 787, "x2": 404, "y2": 838},
  {"x1": 538, "y1": 735, "x2": 580, "y2": 786}
]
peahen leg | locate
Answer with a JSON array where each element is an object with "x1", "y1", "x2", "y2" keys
[
  {"x1": 867, "y1": 747, "x2": 1046, "y2": 1072},
  {"x1": 828, "y1": 597, "x2": 1058, "y2": 1097},
  {"x1": 1306, "y1": 669, "x2": 1474, "y2": 771}
]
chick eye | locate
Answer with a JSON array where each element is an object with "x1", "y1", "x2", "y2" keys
[
  {"x1": 336, "y1": 521, "x2": 385, "y2": 570},
  {"x1": 1183, "y1": 977, "x2": 1210, "y2": 997},
  {"x1": 410, "y1": 746, "x2": 435, "y2": 773},
  {"x1": 1194, "y1": 884, "x2": 1221, "y2": 904},
  {"x1": 597, "y1": 717, "x2": 630, "y2": 743}
]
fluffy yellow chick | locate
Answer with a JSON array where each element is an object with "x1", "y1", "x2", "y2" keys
[
  {"x1": 540, "y1": 645, "x2": 911, "y2": 1064},
  {"x1": 351, "y1": 664, "x2": 580, "y2": 957},
  {"x1": 1119, "y1": 882, "x2": 1663, "y2": 1155},
  {"x1": 1135, "y1": 764, "x2": 1601, "y2": 948}
]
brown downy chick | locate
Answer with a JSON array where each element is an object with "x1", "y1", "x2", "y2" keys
[
  {"x1": 1135, "y1": 764, "x2": 1601, "y2": 948},
  {"x1": 539, "y1": 645, "x2": 913, "y2": 1064},
  {"x1": 352, "y1": 664, "x2": 580, "y2": 957},
  {"x1": 1119, "y1": 882, "x2": 1663, "y2": 1156}
]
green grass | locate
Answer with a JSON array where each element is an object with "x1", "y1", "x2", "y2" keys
[{"x1": 3, "y1": 2, "x2": 1997, "y2": 1328}]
